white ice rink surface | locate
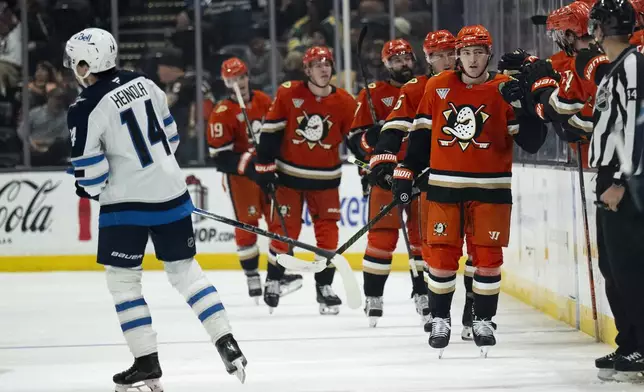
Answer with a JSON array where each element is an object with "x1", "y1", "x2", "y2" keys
[{"x1": 0, "y1": 271, "x2": 639, "y2": 392}]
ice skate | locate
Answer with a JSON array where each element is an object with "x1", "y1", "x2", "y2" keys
[
  {"x1": 595, "y1": 350, "x2": 624, "y2": 381},
  {"x1": 412, "y1": 293, "x2": 431, "y2": 325},
  {"x1": 473, "y1": 317, "x2": 497, "y2": 358},
  {"x1": 613, "y1": 352, "x2": 644, "y2": 383},
  {"x1": 316, "y1": 284, "x2": 341, "y2": 315},
  {"x1": 246, "y1": 273, "x2": 262, "y2": 304},
  {"x1": 113, "y1": 352, "x2": 163, "y2": 392},
  {"x1": 263, "y1": 279, "x2": 280, "y2": 314},
  {"x1": 279, "y1": 273, "x2": 303, "y2": 297},
  {"x1": 461, "y1": 293, "x2": 474, "y2": 340},
  {"x1": 364, "y1": 296, "x2": 383, "y2": 327},
  {"x1": 215, "y1": 333, "x2": 247, "y2": 384},
  {"x1": 428, "y1": 317, "x2": 451, "y2": 358}
]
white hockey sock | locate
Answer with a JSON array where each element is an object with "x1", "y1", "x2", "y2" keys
[
  {"x1": 164, "y1": 258, "x2": 232, "y2": 343},
  {"x1": 105, "y1": 266, "x2": 158, "y2": 358}
]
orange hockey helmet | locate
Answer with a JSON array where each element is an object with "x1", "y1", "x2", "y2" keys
[
  {"x1": 423, "y1": 30, "x2": 457, "y2": 55},
  {"x1": 221, "y1": 57, "x2": 248, "y2": 80},
  {"x1": 455, "y1": 25, "x2": 493, "y2": 51},
  {"x1": 546, "y1": 1, "x2": 591, "y2": 38},
  {"x1": 381, "y1": 38, "x2": 415, "y2": 63},
  {"x1": 303, "y1": 46, "x2": 334, "y2": 67}
]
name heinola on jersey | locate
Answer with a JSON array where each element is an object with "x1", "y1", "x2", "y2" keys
[{"x1": 109, "y1": 81, "x2": 149, "y2": 109}]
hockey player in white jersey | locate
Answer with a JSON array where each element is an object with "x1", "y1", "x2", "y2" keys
[{"x1": 65, "y1": 28, "x2": 247, "y2": 391}]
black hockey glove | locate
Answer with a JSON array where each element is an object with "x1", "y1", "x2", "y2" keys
[
  {"x1": 498, "y1": 49, "x2": 537, "y2": 75},
  {"x1": 499, "y1": 78, "x2": 525, "y2": 108},
  {"x1": 254, "y1": 162, "x2": 279, "y2": 194},
  {"x1": 238, "y1": 152, "x2": 260, "y2": 183},
  {"x1": 75, "y1": 181, "x2": 99, "y2": 201},
  {"x1": 392, "y1": 164, "x2": 414, "y2": 205},
  {"x1": 367, "y1": 153, "x2": 396, "y2": 190}
]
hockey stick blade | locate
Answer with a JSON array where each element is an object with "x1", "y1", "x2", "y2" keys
[
  {"x1": 277, "y1": 254, "x2": 326, "y2": 273},
  {"x1": 276, "y1": 254, "x2": 362, "y2": 309}
]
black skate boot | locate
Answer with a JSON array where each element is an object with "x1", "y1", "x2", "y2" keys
[
  {"x1": 428, "y1": 316, "x2": 451, "y2": 359},
  {"x1": 264, "y1": 279, "x2": 280, "y2": 314},
  {"x1": 246, "y1": 272, "x2": 262, "y2": 304},
  {"x1": 364, "y1": 296, "x2": 383, "y2": 327},
  {"x1": 279, "y1": 273, "x2": 303, "y2": 297},
  {"x1": 472, "y1": 316, "x2": 497, "y2": 358},
  {"x1": 215, "y1": 333, "x2": 247, "y2": 384},
  {"x1": 461, "y1": 293, "x2": 474, "y2": 341},
  {"x1": 316, "y1": 284, "x2": 341, "y2": 315},
  {"x1": 595, "y1": 350, "x2": 625, "y2": 381},
  {"x1": 412, "y1": 293, "x2": 431, "y2": 326},
  {"x1": 113, "y1": 352, "x2": 163, "y2": 392},
  {"x1": 614, "y1": 351, "x2": 644, "y2": 383}
]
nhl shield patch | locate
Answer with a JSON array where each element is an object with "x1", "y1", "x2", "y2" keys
[{"x1": 292, "y1": 98, "x2": 304, "y2": 108}]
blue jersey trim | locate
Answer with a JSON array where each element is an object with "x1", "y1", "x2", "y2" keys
[
  {"x1": 72, "y1": 154, "x2": 105, "y2": 168},
  {"x1": 163, "y1": 115, "x2": 175, "y2": 126},
  {"x1": 168, "y1": 134, "x2": 180, "y2": 143},
  {"x1": 78, "y1": 172, "x2": 109, "y2": 186},
  {"x1": 99, "y1": 199, "x2": 194, "y2": 228}
]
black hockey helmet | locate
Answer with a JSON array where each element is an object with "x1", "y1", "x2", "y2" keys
[{"x1": 588, "y1": 0, "x2": 637, "y2": 37}]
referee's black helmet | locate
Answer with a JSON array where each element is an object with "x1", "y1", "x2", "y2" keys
[{"x1": 588, "y1": 0, "x2": 637, "y2": 37}]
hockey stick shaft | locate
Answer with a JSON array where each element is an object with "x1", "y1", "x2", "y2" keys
[
  {"x1": 335, "y1": 168, "x2": 429, "y2": 255},
  {"x1": 233, "y1": 82, "x2": 291, "y2": 249},
  {"x1": 398, "y1": 206, "x2": 418, "y2": 277},
  {"x1": 193, "y1": 208, "x2": 336, "y2": 259},
  {"x1": 576, "y1": 142, "x2": 600, "y2": 343},
  {"x1": 357, "y1": 26, "x2": 378, "y2": 124}
]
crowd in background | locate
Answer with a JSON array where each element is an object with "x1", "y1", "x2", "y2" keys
[{"x1": 0, "y1": 0, "x2": 562, "y2": 168}]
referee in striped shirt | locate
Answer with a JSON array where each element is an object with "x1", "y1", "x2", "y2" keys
[{"x1": 588, "y1": 0, "x2": 644, "y2": 382}]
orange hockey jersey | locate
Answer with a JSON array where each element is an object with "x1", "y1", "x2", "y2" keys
[
  {"x1": 411, "y1": 71, "x2": 518, "y2": 204},
  {"x1": 350, "y1": 80, "x2": 403, "y2": 158},
  {"x1": 257, "y1": 80, "x2": 357, "y2": 190},
  {"x1": 207, "y1": 90, "x2": 272, "y2": 157}
]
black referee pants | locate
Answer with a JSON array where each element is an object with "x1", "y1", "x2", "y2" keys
[{"x1": 596, "y1": 184, "x2": 644, "y2": 354}]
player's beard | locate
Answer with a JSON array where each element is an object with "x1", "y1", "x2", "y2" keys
[{"x1": 390, "y1": 66, "x2": 414, "y2": 84}]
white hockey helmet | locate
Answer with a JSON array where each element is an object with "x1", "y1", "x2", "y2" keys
[{"x1": 64, "y1": 28, "x2": 118, "y2": 86}]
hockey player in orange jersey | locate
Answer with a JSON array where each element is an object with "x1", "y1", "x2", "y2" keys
[
  {"x1": 392, "y1": 25, "x2": 547, "y2": 356},
  {"x1": 207, "y1": 58, "x2": 303, "y2": 303},
  {"x1": 501, "y1": 1, "x2": 611, "y2": 168},
  {"x1": 372, "y1": 30, "x2": 480, "y2": 339},
  {"x1": 254, "y1": 46, "x2": 358, "y2": 315},
  {"x1": 345, "y1": 39, "x2": 430, "y2": 328}
]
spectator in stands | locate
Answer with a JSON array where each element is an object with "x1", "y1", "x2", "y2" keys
[
  {"x1": 287, "y1": 0, "x2": 335, "y2": 54},
  {"x1": 18, "y1": 88, "x2": 70, "y2": 166},
  {"x1": 0, "y1": 2, "x2": 21, "y2": 94},
  {"x1": 28, "y1": 61, "x2": 57, "y2": 107},
  {"x1": 57, "y1": 68, "x2": 79, "y2": 107},
  {"x1": 248, "y1": 28, "x2": 284, "y2": 94}
]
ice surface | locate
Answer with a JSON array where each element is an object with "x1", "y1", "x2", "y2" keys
[{"x1": 0, "y1": 271, "x2": 638, "y2": 392}]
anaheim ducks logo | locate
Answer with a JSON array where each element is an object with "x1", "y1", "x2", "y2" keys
[
  {"x1": 293, "y1": 111, "x2": 333, "y2": 150},
  {"x1": 439, "y1": 102, "x2": 490, "y2": 151}
]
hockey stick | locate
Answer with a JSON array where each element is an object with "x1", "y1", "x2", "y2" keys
[
  {"x1": 347, "y1": 156, "x2": 417, "y2": 277},
  {"x1": 232, "y1": 82, "x2": 291, "y2": 252},
  {"x1": 280, "y1": 168, "x2": 429, "y2": 270},
  {"x1": 576, "y1": 141, "x2": 600, "y2": 343},
  {"x1": 192, "y1": 207, "x2": 361, "y2": 310},
  {"x1": 357, "y1": 25, "x2": 378, "y2": 124}
]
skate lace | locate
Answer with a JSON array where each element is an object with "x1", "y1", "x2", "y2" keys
[
  {"x1": 247, "y1": 275, "x2": 261, "y2": 290},
  {"x1": 266, "y1": 280, "x2": 280, "y2": 294},
  {"x1": 320, "y1": 285, "x2": 337, "y2": 298},
  {"x1": 473, "y1": 319, "x2": 495, "y2": 337},
  {"x1": 431, "y1": 317, "x2": 451, "y2": 338},
  {"x1": 366, "y1": 297, "x2": 383, "y2": 310},
  {"x1": 624, "y1": 352, "x2": 643, "y2": 361},
  {"x1": 413, "y1": 294, "x2": 429, "y2": 311}
]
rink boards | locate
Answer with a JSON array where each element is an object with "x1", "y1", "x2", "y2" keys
[{"x1": 0, "y1": 165, "x2": 615, "y2": 345}]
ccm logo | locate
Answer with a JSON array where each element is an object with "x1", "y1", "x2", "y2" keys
[{"x1": 585, "y1": 55, "x2": 609, "y2": 81}]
